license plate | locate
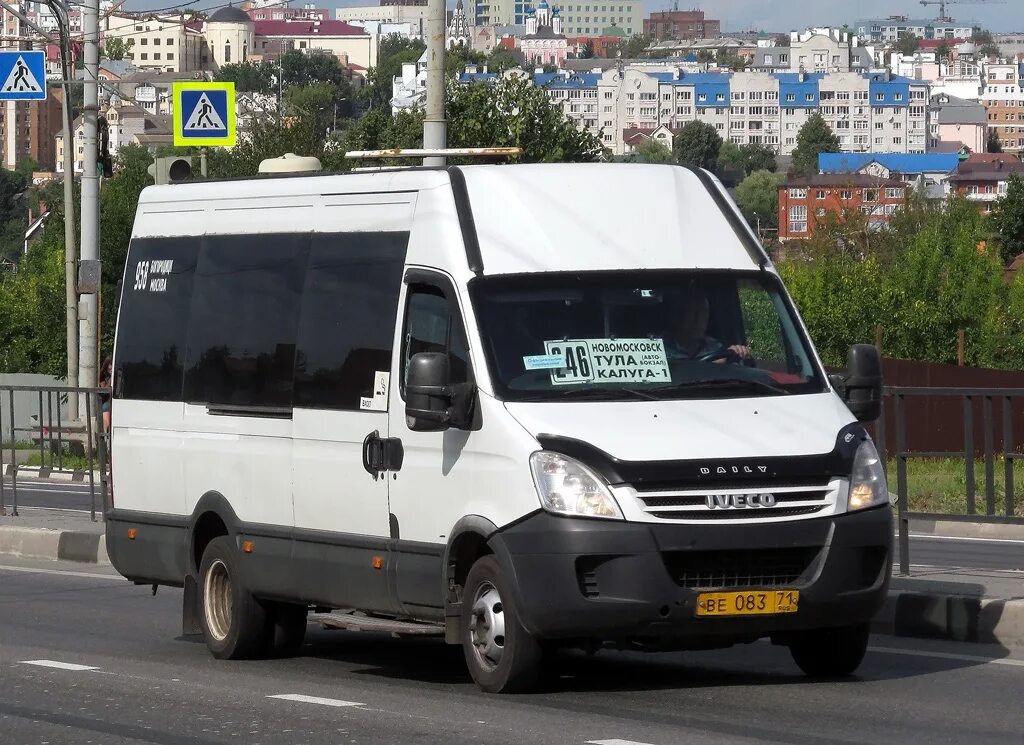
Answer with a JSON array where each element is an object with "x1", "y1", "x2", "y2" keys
[{"x1": 696, "y1": 590, "x2": 800, "y2": 617}]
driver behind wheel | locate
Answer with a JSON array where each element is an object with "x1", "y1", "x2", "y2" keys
[{"x1": 664, "y1": 290, "x2": 752, "y2": 363}]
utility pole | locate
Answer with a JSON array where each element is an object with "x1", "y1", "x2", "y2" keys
[
  {"x1": 422, "y1": 0, "x2": 446, "y2": 166},
  {"x1": 78, "y1": 0, "x2": 99, "y2": 396}
]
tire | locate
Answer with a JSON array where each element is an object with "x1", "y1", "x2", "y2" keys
[
  {"x1": 268, "y1": 602, "x2": 308, "y2": 658},
  {"x1": 460, "y1": 555, "x2": 543, "y2": 693},
  {"x1": 789, "y1": 623, "x2": 870, "y2": 678},
  {"x1": 198, "y1": 536, "x2": 272, "y2": 660}
]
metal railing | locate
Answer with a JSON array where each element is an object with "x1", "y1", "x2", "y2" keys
[
  {"x1": 877, "y1": 386, "x2": 1024, "y2": 576},
  {"x1": 0, "y1": 385, "x2": 109, "y2": 521}
]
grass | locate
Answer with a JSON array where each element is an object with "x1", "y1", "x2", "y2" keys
[
  {"x1": 887, "y1": 457, "x2": 1024, "y2": 518},
  {"x1": 21, "y1": 452, "x2": 101, "y2": 471},
  {"x1": 0, "y1": 440, "x2": 36, "y2": 450}
]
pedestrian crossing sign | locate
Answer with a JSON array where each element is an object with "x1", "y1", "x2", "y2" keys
[
  {"x1": 0, "y1": 50, "x2": 47, "y2": 101},
  {"x1": 173, "y1": 82, "x2": 236, "y2": 147}
]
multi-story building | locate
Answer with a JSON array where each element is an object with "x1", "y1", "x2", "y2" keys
[
  {"x1": 947, "y1": 153, "x2": 1024, "y2": 214},
  {"x1": 103, "y1": 13, "x2": 206, "y2": 73},
  {"x1": 854, "y1": 16, "x2": 975, "y2": 44},
  {"x1": 252, "y1": 19, "x2": 377, "y2": 70},
  {"x1": 336, "y1": 3, "x2": 428, "y2": 35},
  {"x1": 980, "y1": 59, "x2": 1024, "y2": 154},
  {"x1": 777, "y1": 174, "x2": 908, "y2": 241},
  {"x1": 751, "y1": 28, "x2": 874, "y2": 74},
  {"x1": 929, "y1": 93, "x2": 987, "y2": 152},
  {"x1": 538, "y1": 65, "x2": 930, "y2": 156},
  {"x1": 480, "y1": 0, "x2": 640, "y2": 36},
  {"x1": 246, "y1": 3, "x2": 330, "y2": 21},
  {"x1": 818, "y1": 152, "x2": 961, "y2": 199},
  {"x1": 643, "y1": 10, "x2": 719, "y2": 41}
]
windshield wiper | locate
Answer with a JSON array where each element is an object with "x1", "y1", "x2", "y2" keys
[
  {"x1": 666, "y1": 377, "x2": 790, "y2": 396},
  {"x1": 514, "y1": 387, "x2": 663, "y2": 402}
]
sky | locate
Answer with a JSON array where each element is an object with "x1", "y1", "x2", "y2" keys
[{"x1": 123, "y1": 0, "x2": 1024, "y2": 32}]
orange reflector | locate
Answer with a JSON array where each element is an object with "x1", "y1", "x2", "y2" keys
[
  {"x1": 127, "y1": 528, "x2": 137, "y2": 540},
  {"x1": 243, "y1": 541, "x2": 254, "y2": 553},
  {"x1": 372, "y1": 556, "x2": 383, "y2": 569}
]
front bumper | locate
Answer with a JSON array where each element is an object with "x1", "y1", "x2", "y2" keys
[{"x1": 490, "y1": 505, "x2": 892, "y2": 644}]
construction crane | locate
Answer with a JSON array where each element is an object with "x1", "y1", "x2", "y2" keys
[{"x1": 918, "y1": 0, "x2": 1005, "y2": 24}]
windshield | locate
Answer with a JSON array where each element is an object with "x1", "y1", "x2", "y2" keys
[{"x1": 469, "y1": 270, "x2": 826, "y2": 402}]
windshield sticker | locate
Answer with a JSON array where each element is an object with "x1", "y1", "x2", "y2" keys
[
  {"x1": 523, "y1": 354, "x2": 566, "y2": 371},
  {"x1": 543, "y1": 338, "x2": 671, "y2": 386}
]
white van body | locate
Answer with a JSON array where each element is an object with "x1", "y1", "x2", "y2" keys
[{"x1": 107, "y1": 164, "x2": 891, "y2": 692}]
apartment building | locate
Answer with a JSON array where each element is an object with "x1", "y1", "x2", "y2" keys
[
  {"x1": 980, "y1": 60, "x2": 1024, "y2": 154},
  {"x1": 751, "y1": 28, "x2": 874, "y2": 74},
  {"x1": 948, "y1": 154, "x2": 1024, "y2": 214},
  {"x1": 103, "y1": 13, "x2": 206, "y2": 73},
  {"x1": 539, "y1": 65, "x2": 930, "y2": 156},
  {"x1": 778, "y1": 174, "x2": 908, "y2": 241},
  {"x1": 854, "y1": 16, "x2": 975, "y2": 44},
  {"x1": 643, "y1": 10, "x2": 720, "y2": 41},
  {"x1": 929, "y1": 93, "x2": 987, "y2": 152},
  {"x1": 544, "y1": 0, "x2": 641, "y2": 37}
]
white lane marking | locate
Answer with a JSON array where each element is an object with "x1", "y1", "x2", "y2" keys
[
  {"x1": 587, "y1": 740, "x2": 658, "y2": 745},
  {"x1": 0, "y1": 564, "x2": 120, "y2": 581},
  {"x1": 267, "y1": 694, "x2": 365, "y2": 708},
  {"x1": 908, "y1": 534, "x2": 1024, "y2": 546},
  {"x1": 20, "y1": 660, "x2": 99, "y2": 671},
  {"x1": 869, "y1": 646, "x2": 1024, "y2": 668}
]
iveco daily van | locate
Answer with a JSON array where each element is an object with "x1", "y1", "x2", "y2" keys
[{"x1": 106, "y1": 163, "x2": 890, "y2": 693}]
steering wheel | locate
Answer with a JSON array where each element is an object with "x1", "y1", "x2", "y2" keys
[{"x1": 697, "y1": 348, "x2": 741, "y2": 364}]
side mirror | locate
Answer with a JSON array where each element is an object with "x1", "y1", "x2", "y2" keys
[
  {"x1": 841, "y1": 344, "x2": 882, "y2": 423},
  {"x1": 405, "y1": 352, "x2": 452, "y2": 432}
]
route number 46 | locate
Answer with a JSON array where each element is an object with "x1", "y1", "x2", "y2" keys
[{"x1": 133, "y1": 261, "x2": 150, "y2": 291}]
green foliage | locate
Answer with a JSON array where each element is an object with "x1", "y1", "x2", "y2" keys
[
  {"x1": 978, "y1": 43, "x2": 1001, "y2": 58},
  {"x1": 735, "y1": 170, "x2": 784, "y2": 230},
  {"x1": 487, "y1": 47, "x2": 526, "y2": 72},
  {"x1": 446, "y1": 46, "x2": 487, "y2": 78},
  {"x1": 214, "y1": 61, "x2": 275, "y2": 92},
  {"x1": 791, "y1": 113, "x2": 840, "y2": 177},
  {"x1": 578, "y1": 41, "x2": 595, "y2": 59},
  {"x1": 0, "y1": 167, "x2": 27, "y2": 263},
  {"x1": 718, "y1": 141, "x2": 776, "y2": 175},
  {"x1": 619, "y1": 138, "x2": 674, "y2": 164},
  {"x1": 993, "y1": 173, "x2": 1024, "y2": 263},
  {"x1": 774, "y1": 34, "x2": 790, "y2": 47},
  {"x1": 937, "y1": 41, "x2": 951, "y2": 60},
  {"x1": 614, "y1": 34, "x2": 653, "y2": 59},
  {"x1": 672, "y1": 120, "x2": 722, "y2": 170},
  {"x1": 102, "y1": 37, "x2": 134, "y2": 61},
  {"x1": 895, "y1": 33, "x2": 920, "y2": 56},
  {"x1": 972, "y1": 30, "x2": 993, "y2": 44},
  {"x1": 716, "y1": 51, "x2": 748, "y2": 71},
  {"x1": 987, "y1": 129, "x2": 1003, "y2": 153}
]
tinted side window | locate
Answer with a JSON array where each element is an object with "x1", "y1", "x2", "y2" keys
[
  {"x1": 115, "y1": 237, "x2": 199, "y2": 401},
  {"x1": 293, "y1": 232, "x2": 408, "y2": 410},
  {"x1": 401, "y1": 284, "x2": 471, "y2": 393},
  {"x1": 184, "y1": 234, "x2": 308, "y2": 409}
]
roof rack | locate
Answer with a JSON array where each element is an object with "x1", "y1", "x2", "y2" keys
[{"x1": 344, "y1": 147, "x2": 523, "y2": 160}]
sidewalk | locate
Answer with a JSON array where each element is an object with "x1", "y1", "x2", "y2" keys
[{"x1": 0, "y1": 507, "x2": 1022, "y2": 648}]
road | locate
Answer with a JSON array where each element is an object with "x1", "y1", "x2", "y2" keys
[
  {"x1": 5, "y1": 479, "x2": 1023, "y2": 572},
  {"x1": 0, "y1": 557, "x2": 1022, "y2": 745}
]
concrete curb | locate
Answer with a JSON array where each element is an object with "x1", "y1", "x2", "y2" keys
[
  {"x1": 907, "y1": 516, "x2": 1024, "y2": 541},
  {"x1": 0, "y1": 526, "x2": 108, "y2": 564},
  {"x1": 2, "y1": 464, "x2": 102, "y2": 483},
  {"x1": 872, "y1": 590, "x2": 1024, "y2": 648}
]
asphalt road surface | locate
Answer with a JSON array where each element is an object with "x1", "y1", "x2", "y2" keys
[
  {"x1": 0, "y1": 558, "x2": 1022, "y2": 745},
  {"x1": 5, "y1": 479, "x2": 1023, "y2": 571}
]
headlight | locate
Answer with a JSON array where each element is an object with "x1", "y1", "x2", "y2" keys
[
  {"x1": 529, "y1": 451, "x2": 623, "y2": 519},
  {"x1": 848, "y1": 440, "x2": 889, "y2": 511}
]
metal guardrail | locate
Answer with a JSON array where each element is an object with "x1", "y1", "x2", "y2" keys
[
  {"x1": 877, "y1": 386, "x2": 1024, "y2": 577},
  {"x1": 0, "y1": 385, "x2": 109, "y2": 521}
]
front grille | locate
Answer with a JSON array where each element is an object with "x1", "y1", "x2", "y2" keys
[
  {"x1": 649, "y1": 505, "x2": 826, "y2": 520},
  {"x1": 663, "y1": 547, "x2": 821, "y2": 589}
]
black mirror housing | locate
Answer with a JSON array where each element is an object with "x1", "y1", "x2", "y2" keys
[
  {"x1": 406, "y1": 352, "x2": 452, "y2": 432},
  {"x1": 842, "y1": 344, "x2": 882, "y2": 423}
]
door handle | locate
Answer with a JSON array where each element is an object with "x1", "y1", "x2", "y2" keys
[
  {"x1": 362, "y1": 430, "x2": 381, "y2": 478},
  {"x1": 362, "y1": 430, "x2": 404, "y2": 479}
]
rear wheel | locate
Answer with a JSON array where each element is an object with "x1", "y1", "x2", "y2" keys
[
  {"x1": 199, "y1": 536, "x2": 272, "y2": 660},
  {"x1": 789, "y1": 623, "x2": 870, "y2": 678},
  {"x1": 460, "y1": 555, "x2": 543, "y2": 693}
]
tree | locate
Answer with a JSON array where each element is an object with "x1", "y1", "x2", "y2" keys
[
  {"x1": 972, "y1": 30, "x2": 993, "y2": 44},
  {"x1": 672, "y1": 120, "x2": 722, "y2": 170},
  {"x1": 615, "y1": 34, "x2": 652, "y2": 59},
  {"x1": 735, "y1": 170, "x2": 785, "y2": 231},
  {"x1": 695, "y1": 49, "x2": 714, "y2": 64},
  {"x1": 363, "y1": 37, "x2": 426, "y2": 109},
  {"x1": 774, "y1": 34, "x2": 790, "y2": 47},
  {"x1": 487, "y1": 47, "x2": 526, "y2": 72},
  {"x1": 987, "y1": 129, "x2": 1003, "y2": 153},
  {"x1": 718, "y1": 141, "x2": 777, "y2": 176},
  {"x1": 895, "y1": 33, "x2": 920, "y2": 56},
  {"x1": 215, "y1": 61, "x2": 274, "y2": 92},
  {"x1": 937, "y1": 41, "x2": 951, "y2": 60},
  {"x1": 103, "y1": 37, "x2": 134, "y2": 61},
  {"x1": 717, "y1": 51, "x2": 748, "y2": 71},
  {"x1": 578, "y1": 41, "x2": 595, "y2": 59},
  {"x1": 620, "y1": 137, "x2": 674, "y2": 163},
  {"x1": 791, "y1": 113, "x2": 840, "y2": 177},
  {"x1": 993, "y1": 173, "x2": 1024, "y2": 263},
  {"x1": 445, "y1": 45, "x2": 487, "y2": 78},
  {"x1": 978, "y1": 43, "x2": 1001, "y2": 58}
]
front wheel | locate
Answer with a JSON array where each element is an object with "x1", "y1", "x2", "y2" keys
[
  {"x1": 789, "y1": 623, "x2": 870, "y2": 678},
  {"x1": 460, "y1": 555, "x2": 543, "y2": 693}
]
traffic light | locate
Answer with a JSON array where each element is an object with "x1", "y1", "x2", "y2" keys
[{"x1": 147, "y1": 155, "x2": 195, "y2": 185}]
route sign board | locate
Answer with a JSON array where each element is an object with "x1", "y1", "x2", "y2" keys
[
  {"x1": 173, "y1": 81, "x2": 236, "y2": 147},
  {"x1": 0, "y1": 51, "x2": 47, "y2": 101}
]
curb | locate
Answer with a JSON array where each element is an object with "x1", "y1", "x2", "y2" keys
[
  {"x1": 872, "y1": 590, "x2": 1024, "y2": 648},
  {"x1": 907, "y1": 516, "x2": 1024, "y2": 541},
  {"x1": 2, "y1": 464, "x2": 102, "y2": 483},
  {"x1": 0, "y1": 526, "x2": 108, "y2": 564}
]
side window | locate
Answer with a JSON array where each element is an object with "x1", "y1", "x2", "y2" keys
[
  {"x1": 402, "y1": 284, "x2": 470, "y2": 393},
  {"x1": 184, "y1": 234, "x2": 308, "y2": 409},
  {"x1": 115, "y1": 237, "x2": 199, "y2": 401},
  {"x1": 738, "y1": 281, "x2": 790, "y2": 371},
  {"x1": 293, "y1": 232, "x2": 408, "y2": 410}
]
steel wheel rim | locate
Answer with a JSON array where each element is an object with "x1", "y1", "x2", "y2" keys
[
  {"x1": 468, "y1": 581, "x2": 506, "y2": 671},
  {"x1": 204, "y1": 558, "x2": 233, "y2": 642}
]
